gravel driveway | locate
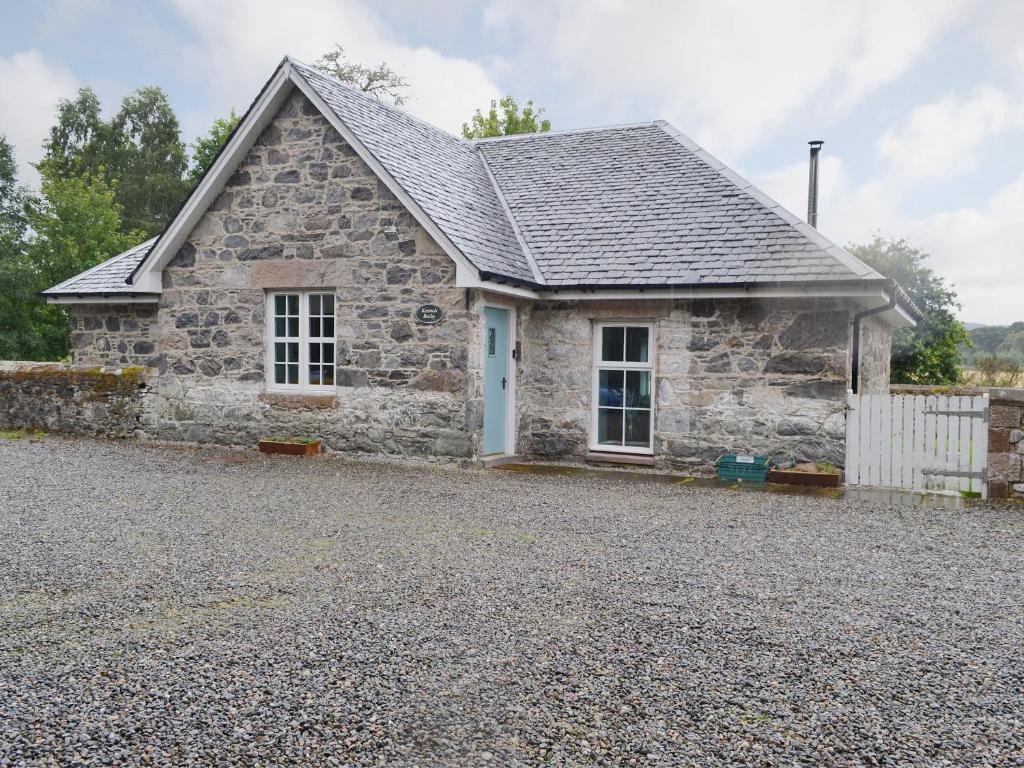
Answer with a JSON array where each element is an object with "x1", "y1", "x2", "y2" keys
[{"x1": 1, "y1": 437, "x2": 1022, "y2": 766}]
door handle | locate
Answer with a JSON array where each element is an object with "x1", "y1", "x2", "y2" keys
[{"x1": 502, "y1": 377, "x2": 507, "y2": 389}]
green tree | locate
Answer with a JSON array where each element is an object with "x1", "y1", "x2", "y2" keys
[
  {"x1": 109, "y1": 87, "x2": 190, "y2": 234},
  {"x1": 962, "y1": 323, "x2": 1024, "y2": 367},
  {"x1": 10, "y1": 164, "x2": 143, "y2": 360},
  {"x1": 461, "y1": 96, "x2": 552, "y2": 139},
  {"x1": 1001, "y1": 329, "x2": 1024, "y2": 363},
  {"x1": 187, "y1": 109, "x2": 241, "y2": 186},
  {"x1": 38, "y1": 87, "x2": 108, "y2": 182},
  {"x1": 40, "y1": 85, "x2": 189, "y2": 237},
  {"x1": 0, "y1": 136, "x2": 38, "y2": 360},
  {"x1": 849, "y1": 236, "x2": 969, "y2": 385},
  {"x1": 313, "y1": 45, "x2": 409, "y2": 105},
  {"x1": 0, "y1": 136, "x2": 28, "y2": 248}
]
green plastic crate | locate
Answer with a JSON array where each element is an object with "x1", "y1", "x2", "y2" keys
[{"x1": 716, "y1": 454, "x2": 771, "y2": 483}]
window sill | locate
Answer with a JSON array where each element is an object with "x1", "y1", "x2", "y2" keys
[{"x1": 259, "y1": 391, "x2": 337, "y2": 410}]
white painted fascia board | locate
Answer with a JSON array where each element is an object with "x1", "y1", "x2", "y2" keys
[
  {"x1": 132, "y1": 269, "x2": 162, "y2": 293},
  {"x1": 883, "y1": 303, "x2": 916, "y2": 329},
  {"x1": 467, "y1": 281, "x2": 913, "y2": 306},
  {"x1": 288, "y1": 69, "x2": 488, "y2": 289},
  {"x1": 459, "y1": 266, "x2": 537, "y2": 298},
  {"x1": 130, "y1": 62, "x2": 297, "y2": 287},
  {"x1": 847, "y1": 291, "x2": 916, "y2": 329},
  {"x1": 46, "y1": 295, "x2": 160, "y2": 305},
  {"x1": 543, "y1": 285, "x2": 891, "y2": 302}
]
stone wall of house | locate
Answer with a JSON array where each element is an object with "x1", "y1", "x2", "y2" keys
[
  {"x1": 858, "y1": 316, "x2": 892, "y2": 395},
  {"x1": 69, "y1": 304, "x2": 161, "y2": 367},
  {"x1": 70, "y1": 89, "x2": 481, "y2": 460},
  {"x1": 988, "y1": 391, "x2": 1024, "y2": 500},
  {"x1": 0, "y1": 361, "x2": 150, "y2": 437},
  {"x1": 518, "y1": 298, "x2": 855, "y2": 473}
]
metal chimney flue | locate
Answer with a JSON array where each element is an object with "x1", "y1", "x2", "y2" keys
[{"x1": 807, "y1": 140, "x2": 824, "y2": 228}]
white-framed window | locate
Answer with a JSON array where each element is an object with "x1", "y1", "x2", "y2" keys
[
  {"x1": 265, "y1": 291, "x2": 336, "y2": 392},
  {"x1": 591, "y1": 322, "x2": 654, "y2": 454}
]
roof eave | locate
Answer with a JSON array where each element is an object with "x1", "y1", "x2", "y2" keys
[
  {"x1": 44, "y1": 293, "x2": 161, "y2": 305},
  {"x1": 480, "y1": 271, "x2": 894, "y2": 294},
  {"x1": 479, "y1": 270, "x2": 918, "y2": 322}
]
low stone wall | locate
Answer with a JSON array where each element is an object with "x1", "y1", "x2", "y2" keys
[{"x1": 0, "y1": 362, "x2": 151, "y2": 438}]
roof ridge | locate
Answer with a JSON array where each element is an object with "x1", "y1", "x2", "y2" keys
[
  {"x1": 654, "y1": 121, "x2": 882, "y2": 281},
  {"x1": 476, "y1": 147, "x2": 545, "y2": 285},
  {"x1": 471, "y1": 121, "x2": 656, "y2": 143}
]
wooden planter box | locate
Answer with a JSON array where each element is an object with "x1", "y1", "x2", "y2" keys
[
  {"x1": 767, "y1": 469, "x2": 842, "y2": 488},
  {"x1": 258, "y1": 439, "x2": 321, "y2": 456}
]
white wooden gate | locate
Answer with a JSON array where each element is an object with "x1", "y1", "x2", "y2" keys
[{"x1": 845, "y1": 392, "x2": 989, "y2": 497}]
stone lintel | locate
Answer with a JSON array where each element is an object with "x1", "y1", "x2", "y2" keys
[{"x1": 249, "y1": 260, "x2": 345, "y2": 290}]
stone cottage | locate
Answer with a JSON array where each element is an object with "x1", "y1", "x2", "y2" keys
[{"x1": 44, "y1": 57, "x2": 917, "y2": 471}]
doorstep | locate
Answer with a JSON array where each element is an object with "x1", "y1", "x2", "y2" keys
[
  {"x1": 585, "y1": 451, "x2": 655, "y2": 467},
  {"x1": 481, "y1": 453, "x2": 523, "y2": 469}
]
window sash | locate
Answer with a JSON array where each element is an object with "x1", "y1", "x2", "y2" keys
[
  {"x1": 267, "y1": 291, "x2": 336, "y2": 393},
  {"x1": 591, "y1": 323, "x2": 654, "y2": 453}
]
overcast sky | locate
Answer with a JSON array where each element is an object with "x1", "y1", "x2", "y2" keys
[{"x1": 2, "y1": 0, "x2": 1021, "y2": 324}]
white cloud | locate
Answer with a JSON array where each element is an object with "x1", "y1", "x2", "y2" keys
[
  {"x1": 877, "y1": 86, "x2": 1024, "y2": 184},
  {"x1": 170, "y1": 0, "x2": 502, "y2": 136},
  {"x1": 482, "y1": 0, "x2": 966, "y2": 159},
  {"x1": 833, "y1": 0, "x2": 966, "y2": 112},
  {"x1": 0, "y1": 50, "x2": 78, "y2": 186},
  {"x1": 906, "y1": 173, "x2": 1024, "y2": 325},
  {"x1": 977, "y1": 0, "x2": 1024, "y2": 91}
]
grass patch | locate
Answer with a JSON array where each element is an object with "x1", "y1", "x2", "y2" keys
[
  {"x1": 0, "y1": 429, "x2": 45, "y2": 440},
  {"x1": 126, "y1": 595, "x2": 290, "y2": 635}
]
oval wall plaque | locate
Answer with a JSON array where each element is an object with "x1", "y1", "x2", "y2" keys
[{"x1": 414, "y1": 304, "x2": 444, "y2": 325}]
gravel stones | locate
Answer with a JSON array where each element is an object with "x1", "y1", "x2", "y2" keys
[{"x1": 1, "y1": 437, "x2": 1023, "y2": 766}]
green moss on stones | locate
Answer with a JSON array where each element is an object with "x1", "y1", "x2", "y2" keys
[{"x1": 2, "y1": 364, "x2": 145, "y2": 399}]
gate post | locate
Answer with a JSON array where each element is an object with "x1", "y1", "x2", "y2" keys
[{"x1": 988, "y1": 391, "x2": 1024, "y2": 499}]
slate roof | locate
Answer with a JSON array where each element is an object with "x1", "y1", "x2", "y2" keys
[
  {"x1": 43, "y1": 238, "x2": 157, "y2": 297},
  {"x1": 477, "y1": 123, "x2": 881, "y2": 286},
  {"x1": 47, "y1": 57, "x2": 883, "y2": 297}
]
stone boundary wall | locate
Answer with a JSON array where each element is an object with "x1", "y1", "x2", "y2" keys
[
  {"x1": 988, "y1": 392, "x2": 1024, "y2": 500},
  {"x1": 0, "y1": 362, "x2": 151, "y2": 438},
  {"x1": 892, "y1": 384, "x2": 1024, "y2": 500}
]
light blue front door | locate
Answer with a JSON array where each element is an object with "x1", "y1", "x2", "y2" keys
[{"x1": 483, "y1": 307, "x2": 509, "y2": 455}]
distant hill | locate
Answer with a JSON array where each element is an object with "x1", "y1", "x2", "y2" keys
[{"x1": 960, "y1": 322, "x2": 1024, "y2": 366}]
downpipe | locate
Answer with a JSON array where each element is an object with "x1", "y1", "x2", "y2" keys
[{"x1": 850, "y1": 281, "x2": 897, "y2": 394}]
